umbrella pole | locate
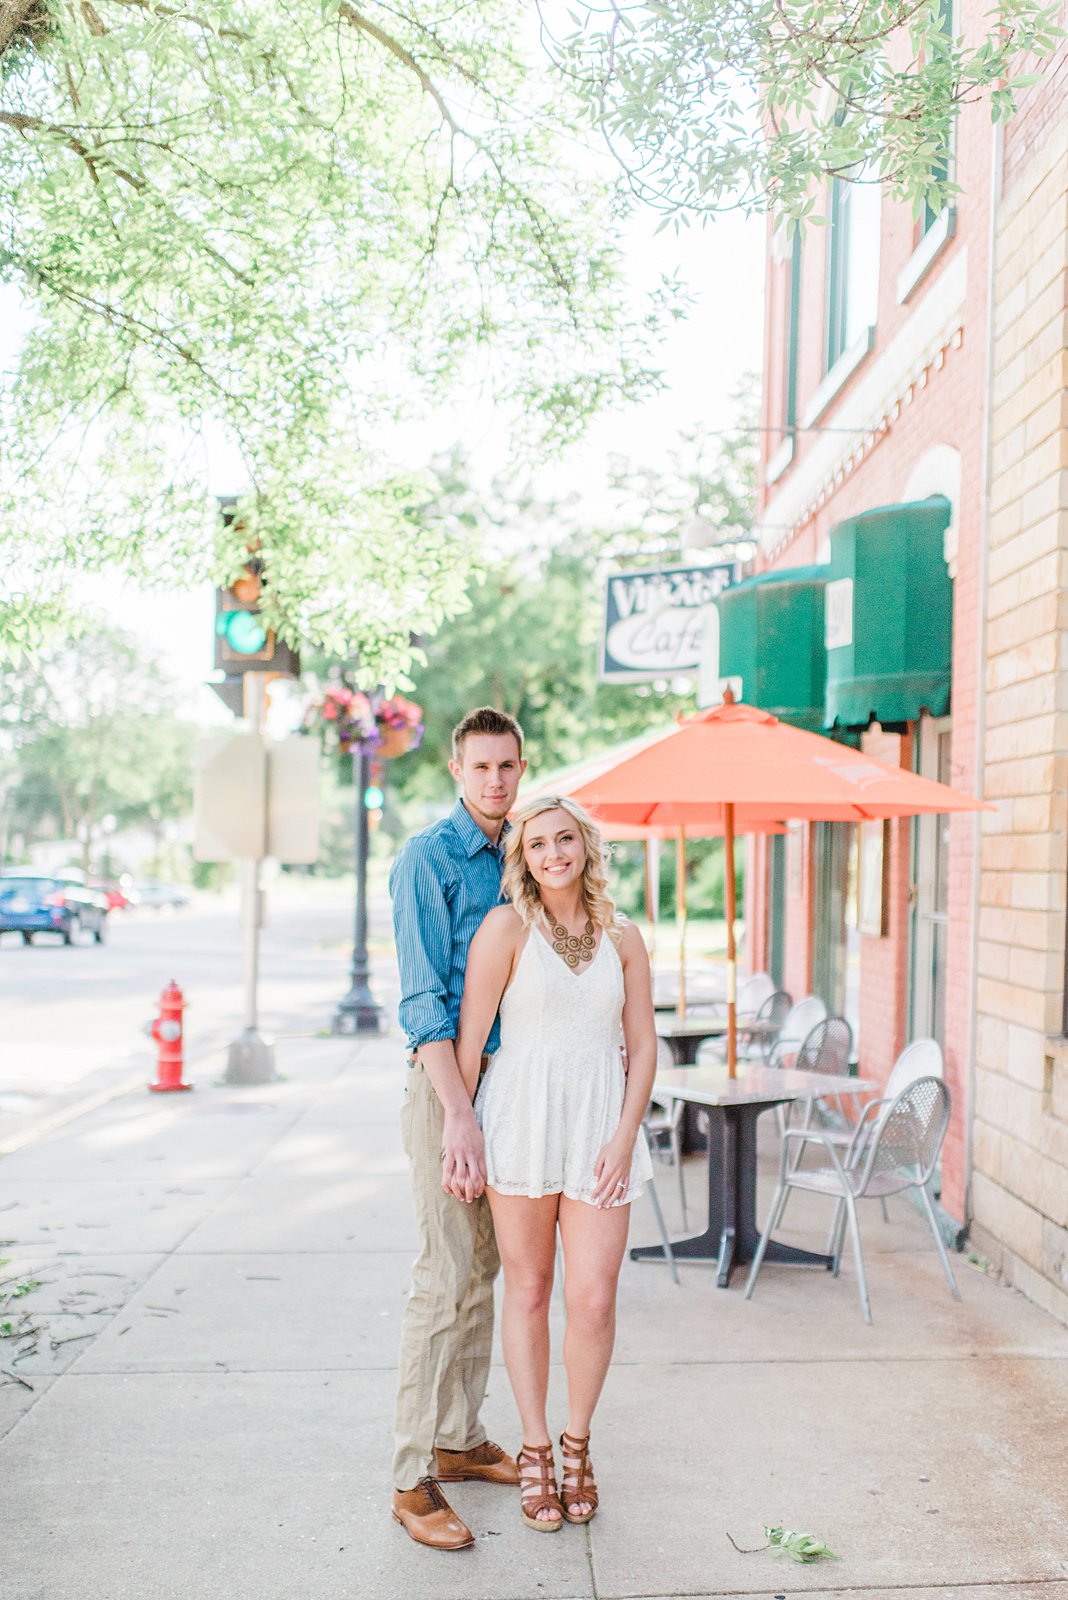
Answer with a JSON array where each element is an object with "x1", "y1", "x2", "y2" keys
[
  {"x1": 676, "y1": 826, "x2": 687, "y2": 1018},
  {"x1": 725, "y1": 802, "x2": 738, "y2": 1078},
  {"x1": 644, "y1": 838, "x2": 657, "y2": 965}
]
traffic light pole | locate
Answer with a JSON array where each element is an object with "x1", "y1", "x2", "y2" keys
[
  {"x1": 332, "y1": 746, "x2": 382, "y2": 1035},
  {"x1": 225, "y1": 675, "x2": 278, "y2": 1084}
]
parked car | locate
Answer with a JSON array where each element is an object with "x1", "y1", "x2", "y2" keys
[
  {"x1": 132, "y1": 880, "x2": 189, "y2": 911},
  {"x1": 89, "y1": 878, "x2": 140, "y2": 911},
  {"x1": 0, "y1": 876, "x2": 109, "y2": 945}
]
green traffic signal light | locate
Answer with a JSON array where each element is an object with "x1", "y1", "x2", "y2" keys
[
  {"x1": 364, "y1": 785, "x2": 385, "y2": 809},
  {"x1": 216, "y1": 609, "x2": 269, "y2": 655}
]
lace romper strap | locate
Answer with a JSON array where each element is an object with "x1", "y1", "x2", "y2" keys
[{"x1": 517, "y1": 1442, "x2": 563, "y2": 1533}]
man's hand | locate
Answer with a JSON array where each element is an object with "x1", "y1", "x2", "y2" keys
[{"x1": 441, "y1": 1107, "x2": 487, "y2": 1203}]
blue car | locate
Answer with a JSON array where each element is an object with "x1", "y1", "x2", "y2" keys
[{"x1": 0, "y1": 876, "x2": 109, "y2": 946}]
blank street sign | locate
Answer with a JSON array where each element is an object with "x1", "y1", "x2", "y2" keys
[{"x1": 193, "y1": 732, "x2": 319, "y2": 864}]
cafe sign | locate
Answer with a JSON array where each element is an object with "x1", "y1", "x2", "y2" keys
[{"x1": 599, "y1": 562, "x2": 736, "y2": 684}]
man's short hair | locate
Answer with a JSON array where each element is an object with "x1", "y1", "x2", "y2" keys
[{"x1": 452, "y1": 706, "x2": 524, "y2": 762}]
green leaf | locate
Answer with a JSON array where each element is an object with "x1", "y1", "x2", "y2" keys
[{"x1": 764, "y1": 1524, "x2": 840, "y2": 1563}]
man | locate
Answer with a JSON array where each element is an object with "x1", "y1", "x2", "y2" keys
[{"x1": 389, "y1": 706, "x2": 527, "y2": 1550}]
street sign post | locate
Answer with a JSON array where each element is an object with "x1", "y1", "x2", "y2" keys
[
  {"x1": 331, "y1": 746, "x2": 381, "y2": 1036},
  {"x1": 193, "y1": 714, "x2": 319, "y2": 1084}
]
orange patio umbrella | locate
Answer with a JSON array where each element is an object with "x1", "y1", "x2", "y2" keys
[
  {"x1": 571, "y1": 693, "x2": 989, "y2": 1077},
  {"x1": 523, "y1": 738, "x2": 782, "y2": 1005}
]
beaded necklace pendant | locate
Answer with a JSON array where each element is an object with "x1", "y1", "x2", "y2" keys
[{"x1": 550, "y1": 917, "x2": 597, "y2": 969}]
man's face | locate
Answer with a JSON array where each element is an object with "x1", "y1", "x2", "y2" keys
[{"x1": 450, "y1": 734, "x2": 526, "y2": 827}]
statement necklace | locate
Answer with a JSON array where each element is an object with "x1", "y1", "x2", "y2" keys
[{"x1": 551, "y1": 917, "x2": 597, "y2": 969}]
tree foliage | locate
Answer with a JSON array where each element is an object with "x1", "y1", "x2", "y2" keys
[
  {"x1": 0, "y1": 1, "x2": 658, "y2": 678},
  {"x1": 3, "y1": 2, "x2": 1057, "y2": 686},
  {"x1": 0, "y1": 620, "x2": 195, "y2": 869},
  {"x1": 538, "y1": 0, "x2": 1063, "y2": 220},
  {"x1": 383, "y1": 405, "x2": 757, "y2": 799}
]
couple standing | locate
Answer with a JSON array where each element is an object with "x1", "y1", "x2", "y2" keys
[{"x1": 389, "y1": 706, "x2": 656, "y2": 1549}]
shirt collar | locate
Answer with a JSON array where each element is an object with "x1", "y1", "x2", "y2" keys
[{"x1": 451, "y1": 797, "x2": 509, "y2": 858}]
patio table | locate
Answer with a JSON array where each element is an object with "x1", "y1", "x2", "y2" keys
[
  {"x1": 654, "y1": 1012, "x2": 778, "y2": 1066},
  {"x1": 632, "y1": 1063, "x2": 877, "y2": 1287}
]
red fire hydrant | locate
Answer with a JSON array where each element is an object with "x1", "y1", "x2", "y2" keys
[{"x1": 148, "y1": 980, "x2": 192, "y2": 1093}]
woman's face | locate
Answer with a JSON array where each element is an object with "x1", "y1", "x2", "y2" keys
[{"x1": 522, "y1": 807, "x2": 587, "y2": 893}]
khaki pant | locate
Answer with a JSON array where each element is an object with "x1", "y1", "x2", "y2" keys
[{"x1": 392, "y1": 1059, "x2": 499, "y2": 1490}]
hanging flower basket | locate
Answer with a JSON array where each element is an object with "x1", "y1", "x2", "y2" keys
[
  {"x1": 305, "y1": 685, "x2": 424, "y2": 762},
  {"x1": 374, "y1": 695, "x2": 425, "y2": 760}
]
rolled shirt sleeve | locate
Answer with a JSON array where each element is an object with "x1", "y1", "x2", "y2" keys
[{"x1": 390, "y1": 841, "x2": 456, "y2": 1049}]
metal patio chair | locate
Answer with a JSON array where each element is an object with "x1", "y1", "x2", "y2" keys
[
  {"x1": 745, "y1": 1076, "x2": 961, "y2": 1324},
  {"x1": 786, "y1": 1015, "x2": 856, "y2": 1138},
  {"x1": 696, "y1": 987, "x2": 792, "y2": 1068},
  {"x1": 765, "y1": 993, "x2": 827, "y2": 1068},
  {"x1": 645, "y1": 1038, "x2": 688, "y2": 1226},
  {"x1": 643, "y1": 1171, "x2": 680, "y2": 1284},
  {"x1": 805, "y1": 1037, "x2": 945, "y2": 1229},
  {"x1": 687, "y1": 969, "x2": 775, "y2": 1019}
]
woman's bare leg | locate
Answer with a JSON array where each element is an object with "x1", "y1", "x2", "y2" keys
[
  {"x1": 557, "y1": 1196, "x2": 630, "y2": 1516},
  {"x1": 485, "y1": 1188, "x2": 561, "y2": 1523}
]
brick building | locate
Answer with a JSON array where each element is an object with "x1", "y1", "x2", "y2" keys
[
  {"x1": 705, "y1": 9, "x2": 1068, "y2": 1281},
  {"x1": 968, "y1": 39, "x2": 1068, "y2": 1322}
]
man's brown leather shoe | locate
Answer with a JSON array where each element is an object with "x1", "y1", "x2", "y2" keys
[
  {"x1": 391, "y1": 1478, "x2": 474, "y2": 1550},
  {"x1": 435, "y1": 1439, "x2": 521, "y2": 1486}
]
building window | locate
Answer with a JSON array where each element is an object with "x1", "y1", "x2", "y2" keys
[
  {"x1": 824, "y1": 174, "x2": 881, "y2": 374},
  {"x1": 783, "y1": 224, "x2": 802, "y2": 433},
  {"x1": 917, "y1": 0, "x2": 955, "y2": 244},
  {"x1": 812, "y1": 820, "x2": 860, "y2": 1037},
  {"x1": 767, "y1": 226, "x2": 803, "y2": 484}
]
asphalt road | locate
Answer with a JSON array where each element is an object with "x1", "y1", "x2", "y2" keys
[{"x1": 0, "y1": 877, "x2": 400, "y2": 1141}]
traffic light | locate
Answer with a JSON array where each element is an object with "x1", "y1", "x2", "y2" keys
[
  {"x1": 364, "y1": 776, "x2": 384, "y2": 832},
  {"x1": 214, "y1": 498, "x2": 300, "y2": 679}
]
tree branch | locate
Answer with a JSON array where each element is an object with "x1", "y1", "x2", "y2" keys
[{"x1": 0, "y1": 110, "x2": 146, "y2": 190}]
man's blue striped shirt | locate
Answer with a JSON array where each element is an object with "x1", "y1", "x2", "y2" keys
[{"x1": 389, "y1": 798, "x2": 508, "y2": 1053}]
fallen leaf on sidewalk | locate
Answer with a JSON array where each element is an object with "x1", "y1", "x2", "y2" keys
[{"x1": 727, "y1": 1525, "x2": 839, "y2": 1564}]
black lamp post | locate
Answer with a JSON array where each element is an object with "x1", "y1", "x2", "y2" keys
[{"x1": 331, "y1": 744, "x2": 382, "y2": 1035}]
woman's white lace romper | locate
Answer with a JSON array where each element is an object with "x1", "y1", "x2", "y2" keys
[{"x1": 474, "y1": 925, "x2": 653, "y2": 1206}]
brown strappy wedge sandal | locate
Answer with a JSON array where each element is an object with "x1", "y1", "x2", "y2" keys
[
  {"x1": 517, "y1": 1442, "x2": 563, "y2": 1533},
  {"x1": 559, "y1": 1431, "x2": 599, "y2": 1524}
]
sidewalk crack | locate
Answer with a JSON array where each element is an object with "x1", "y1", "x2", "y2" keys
[{"x1": 583, "y1": 1520, "x2": 599, "y2": 1599}]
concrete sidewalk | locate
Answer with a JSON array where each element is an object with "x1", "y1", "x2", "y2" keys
[{"x1": 1, "y1": 1030, "x2": 1067, "y2": 1600}]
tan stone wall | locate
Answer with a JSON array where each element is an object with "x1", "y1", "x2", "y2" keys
[{"x1": 973, "y1": 83, "x2": 1068, "y2": 1325}]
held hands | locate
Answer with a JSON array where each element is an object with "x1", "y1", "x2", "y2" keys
[
  {"x1": 591, "y1": 1134, "x2": 636, "y2": 1209},
  {"x1": 441, "y1": 1107, "x2": 487, "y2": 1203}
]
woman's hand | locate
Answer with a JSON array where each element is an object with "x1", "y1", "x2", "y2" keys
[
  {"x1": 591, "y1": 1133, "x2": 636, "y2": 1208},
  {"x1": 441, "y1": 1106, "x2": 487, "y2": 1203}
]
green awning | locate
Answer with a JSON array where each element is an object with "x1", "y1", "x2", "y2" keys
[
  {"x1": 823, "y1": 497, "x2": 953, "y2": 730},
  {"x1": 716, "y1": 564, "x2": 828, "y2": 730}
]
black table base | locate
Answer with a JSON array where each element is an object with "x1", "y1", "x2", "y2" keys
[{"x1": 632, "y1": 1099, "x2": 836, "y2": 1287}]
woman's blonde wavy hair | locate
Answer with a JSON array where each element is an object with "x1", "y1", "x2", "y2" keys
[{"x1": 502, "y1": 795, "x2": 623, "y2": 943}]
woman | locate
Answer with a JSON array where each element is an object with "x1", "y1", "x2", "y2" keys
[{"x1": 456, "y1": 795, "x2": 656, "y2": 1532}]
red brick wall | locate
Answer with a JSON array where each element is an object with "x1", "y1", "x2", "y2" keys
[{"x1": 782, "y1": 824, "x2": 815, "y2": 1001}]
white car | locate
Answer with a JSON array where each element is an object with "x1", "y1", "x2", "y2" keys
[{"x1": 132, "y1": 880, "x2": 190, "y2": 910}]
